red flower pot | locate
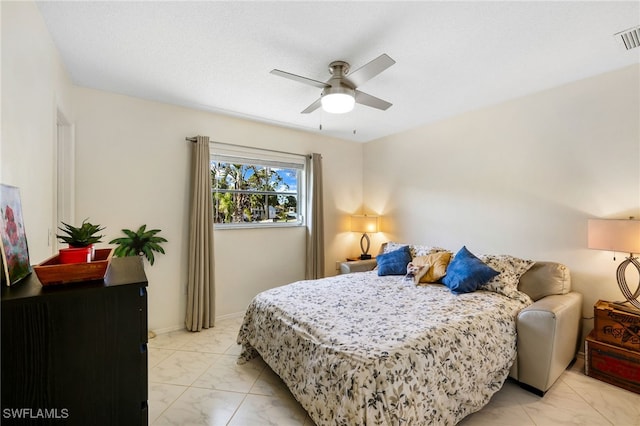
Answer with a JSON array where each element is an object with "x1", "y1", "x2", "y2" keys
[{"x1": 58, "y1": 246, "x2": 92, "y2": 264}]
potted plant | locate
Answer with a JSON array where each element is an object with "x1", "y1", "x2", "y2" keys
[
  {"x1": 109, "y1": 225, "x2": 167, "y2": 266},
  {"x1": 56, "y1": 219, "x2": 105, "y2": 264}
]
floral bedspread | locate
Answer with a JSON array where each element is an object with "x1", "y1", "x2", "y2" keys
[{"x1": 237, "y1": 271, "x2": 532, "y2": 425}]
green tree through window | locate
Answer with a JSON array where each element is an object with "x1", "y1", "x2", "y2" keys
[{"x1": 210, "y1": 149, "x2": 304, "y2": 227}]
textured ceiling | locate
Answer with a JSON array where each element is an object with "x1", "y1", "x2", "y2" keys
[{"x1": 37, "y1": 1, "x2": 640, "y2": 142}]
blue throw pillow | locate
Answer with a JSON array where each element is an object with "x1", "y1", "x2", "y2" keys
[
  {"x1": 442, "y1": 246, "x2": 499, "y2": 294},
  {"x1": 377, "y1": 245, "x2": 412, "y2": 276}
]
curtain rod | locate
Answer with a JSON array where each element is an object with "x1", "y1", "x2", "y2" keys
[{"x1": 185, "y1": 137, "x2": 309, "y2": 159}]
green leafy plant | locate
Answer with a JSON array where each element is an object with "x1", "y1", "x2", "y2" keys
[
  {"x1": 109, "y1": 225, "x2": 167, "y2": 266},
  {"x1": 56, "y1": 219, "x2": 104, "y2": 248}
]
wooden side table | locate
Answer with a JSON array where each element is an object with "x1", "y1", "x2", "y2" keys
[{"x1": 585, "y1": 300, "x2": 640, "y2": 394}]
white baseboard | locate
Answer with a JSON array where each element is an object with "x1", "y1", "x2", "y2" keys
[
  {"x1": 215, "y1": 311, "x2": 245, "y2": 321},
  {"x1": 150, "y1": 311, "x2": 245, "y2": 336},
  {"x1": 151, "y1": 324, "x2": 185, "y2": 335}
]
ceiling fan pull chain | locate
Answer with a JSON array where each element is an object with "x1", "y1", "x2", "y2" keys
[{"x1": 352, "y1": 108, "x2": 357, "y2": 135}]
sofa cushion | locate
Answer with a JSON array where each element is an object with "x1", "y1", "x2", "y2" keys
[
  {"x1": 442, "y1": 246, "x2": 499, "y2": 294},
  {"x1": 377, "y1": 245, "x2": 412, "y2": 276},
  {"x1": 518, "y1": 261, "x2": 571, "y2": 301}
]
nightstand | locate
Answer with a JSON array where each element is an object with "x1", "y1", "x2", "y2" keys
[
  {"x1": 585, "y1": 300, "x2": 640, "y2": 394},
  {"x1": 339, "y1": 258, "x2": 377, "y2": 274}
]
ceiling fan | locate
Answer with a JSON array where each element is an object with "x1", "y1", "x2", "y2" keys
[{"x1": 270, "y1": 53, "x2": 396, "y2": 114}]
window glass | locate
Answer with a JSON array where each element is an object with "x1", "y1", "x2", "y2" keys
[{"x1": 210, "y1": 145, "x2": 305, "y2": 228}]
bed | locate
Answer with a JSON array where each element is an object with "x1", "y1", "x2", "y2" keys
[{"x1": 237, "y1": 246, "x2": 583, "y2": 425}]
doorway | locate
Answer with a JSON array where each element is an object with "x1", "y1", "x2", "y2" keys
[{"x1": 55, "y1": 110, "x2": 74, "y2": 252}]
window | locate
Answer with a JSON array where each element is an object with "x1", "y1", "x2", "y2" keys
[{"x1": 210, "y1": 144, "x2": 306, "y2": 228}]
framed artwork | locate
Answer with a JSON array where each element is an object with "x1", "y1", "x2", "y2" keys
[
  {"x1": 0, "y1": 250, "x2": 5, "y2": 286},
  {"x1": 0, "y1": 184, "x2": 32, "y2": 285}
]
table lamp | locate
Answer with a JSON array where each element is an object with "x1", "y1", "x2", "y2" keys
[
  {"x1": 588, "y1": 217, "x2": 640, "y2": 309},
  {"x1": 351, "y1": 215, "x2": 379, "y2": 260}
]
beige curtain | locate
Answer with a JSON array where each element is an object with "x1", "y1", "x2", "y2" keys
[
  {"x1": 305, "y1": 153, "x2": 325, "y2": 279},
  {"x1": 185, "y1": 135, "x2": 215, "y2": 331}
]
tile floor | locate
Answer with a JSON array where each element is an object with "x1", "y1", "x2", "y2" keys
[{"x1": 149, "y1": 316, "x2": 640, "y2": 425}]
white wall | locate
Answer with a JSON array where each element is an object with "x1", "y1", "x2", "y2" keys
[
  {"x1": 364, "y1": 64, "x2": 640, "y2": 342},
  {"x1": 1, "y1": 1, "x2": 74, "y2": 262},
  {"x1": 72, "y1": 88, "x2": 364, "y2": 332},
  {"x1": 6, "y1": 1, "x2": 639, "y2": 342},
  {"x1": 1, "y1": 0, "x2": 364, "y2": 333}
]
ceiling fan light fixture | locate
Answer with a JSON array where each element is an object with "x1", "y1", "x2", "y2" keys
[
  {"x1": 321, "y1": 87, "x2": 355, "y2": 114},
  {"x1": 271, "y1": 54, "x2": 394, "y2": 115}
]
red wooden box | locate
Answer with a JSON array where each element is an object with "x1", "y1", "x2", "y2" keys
[
  {"x1": 593, "y1": 300, "x2": 640, "y2": 352},
  {"x1": 585, "y1": 330, "x2": 640, "y2": 394}
]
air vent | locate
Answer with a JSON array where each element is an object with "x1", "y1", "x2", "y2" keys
[{"x1": 615, "y1": 26, "x2": 640, "y2": 50}]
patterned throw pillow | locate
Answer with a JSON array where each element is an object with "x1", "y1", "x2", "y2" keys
[
  {"x1": 384, "y1": 242, "x2": 409, "y2": 254},
  {"x1": 384, "y1": 242, "x2": 449, "y2": 258},
  {"x1": 411, "y1": 244, "x2": 450, "y2": 257},
  {"x1": 478, "y1": 254, "x2": 535, "y2": 303},
  {"x1": 377, "y1": 245, "x2": 412, "y2": 276},
  {"x1": 441, "y1": 246, "x2": 499, "y2": 294},
  {"x1": 408, "y1": 252, "x2": 452, "y2": 284}
]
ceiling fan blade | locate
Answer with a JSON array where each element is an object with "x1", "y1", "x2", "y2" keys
[
  {"x1": 270, "y1": 69, "x2": 329, "y2": 89},
  {"x1": 301, "y1": 98, "x2": 322, "y2": 114},
  {"x1": 355, "y1": 90, "x2": 392, "y2": 111},
  {"x1": 346, "y1": 54, "x2": 396, "y2": 88}
]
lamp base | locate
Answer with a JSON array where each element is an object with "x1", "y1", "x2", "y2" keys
[
  {"x1": 616, "y1": 256, "x2": 640, "y2": 310},
  {"x1": 359, "y1": 233, "x2": 371, "y2": 261}
]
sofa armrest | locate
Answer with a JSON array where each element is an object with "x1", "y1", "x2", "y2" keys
[
  {"x1": 339, "y1": 259, "x2": 377, "y2": 274},
  {"x1": 513, "y1": 291, "x2": 583, "y2": 394}
]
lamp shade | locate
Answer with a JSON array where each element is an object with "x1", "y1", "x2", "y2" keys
[
  {"x1": 351, "y1": 215, "x2": 379, "y2": 234},
  {"x1": 588, "y1": 218, "x2": 640, "y2": 255}
]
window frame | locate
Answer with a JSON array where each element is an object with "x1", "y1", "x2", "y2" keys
[{"x1": 210, "y1": 143, "x2": 307, "y2": 230}]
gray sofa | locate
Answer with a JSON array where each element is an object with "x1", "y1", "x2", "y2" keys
[{"x1": 340, "y1": 258, "x2": 583, "y2": 396}]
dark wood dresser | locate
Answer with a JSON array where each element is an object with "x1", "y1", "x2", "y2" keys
[{"x1": 1, "y1": 256, "x2": 148, "y2": 425}]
